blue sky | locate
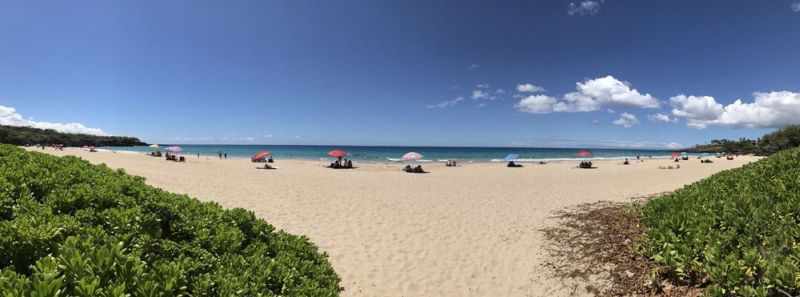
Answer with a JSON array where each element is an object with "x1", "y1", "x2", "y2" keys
[{"x1": 1, "y1": 0, "x2": 799, "y2": 148}]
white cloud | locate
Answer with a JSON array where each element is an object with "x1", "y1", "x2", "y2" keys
[
  {"x1": 792, "y1": 2, "x2": 800, "y2": 13},
  {"x1": 472, "y1": 90, "x2": 490, "y2": 100},
  {"x1": 0, "y1": 105, "x2": 110, "y2": 136},
  {"x1": 515, "y1": 95, "x2": 559, "y2": 114},
  {"x1": 563, "y1": 76, "x2": 660, "y2": 110},
  {"x1": 716, "y1": 91, "x2": 800, "y2": 128},
  {"x1": 476, "y1": 83, "x2": 491, "y2": 89},
  {"x1": 612, "y1": 112, "x2": 639, "y2": 128},
  {"x1": 515, "y1": 76, "x2": 660, "y2": 114},
  {"x1": 647, "y1": 113, "x2": 677, "y2": 123},
  {"x1": 606, "y1": 109, "x2": 616, "y2": 114},
  {"x1": 426, "y1": 96, "x2": 465, "y2": 109},
  {"x1": 567, "y1": 0, "x2": 602, "y2": 16},
  {"x1": 666, "y1": 142, "x2": 684, "y2": 149},
  {"x1": 495, "y1": 89, "x2": 506, "y2": 94},
  {"x1": 516, "y1": 83, "x2": 546, "y2": 93},
  {"x1": 468, "y1": 64, "x2": 480, "y2": 70},
  {"x1": 264, "y1": 134, "x2": 273, "y2": 138},
  {"x1": 476, "y1": 103, "x2": 487, "y2": 108},
  {"x1": 670, "y1": 91, "x2": 800, "y2": 129}
]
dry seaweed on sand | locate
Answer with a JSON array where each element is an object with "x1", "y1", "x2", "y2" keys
[{"x1": 540, "y1": 194, "x2": 703, "y2": 296}]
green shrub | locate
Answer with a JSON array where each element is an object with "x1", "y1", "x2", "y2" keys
[
  {"x1": 641, "y1": 148, "x2": 800, "y2": 296},
  {"x1": 0, "y1": 145, "x2": 340, "y2": 296}
]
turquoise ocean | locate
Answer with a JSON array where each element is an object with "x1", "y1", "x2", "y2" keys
[{"x1": 97, "y1": 145, "x2": 679, "y2": 163}]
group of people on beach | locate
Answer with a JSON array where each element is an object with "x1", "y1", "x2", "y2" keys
[
  {"x1": 403, "y1": 165, "x2": 427, "y2": 173},
  {"x1": 329, "y1": 159, "x2": 354, "y2": 169}
]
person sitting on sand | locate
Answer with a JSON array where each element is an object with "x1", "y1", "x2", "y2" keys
[
  {"x1": 676, "y1": 164, "x2": 680, "y2": 169},
  {"x1": 414, "y1": 165, "x2": 426, "y2": 173},
  {"x1": 446, "y1": 160, "x2": 452, "y2": 167},
  {"x1": 346, "y1": 160, "x2": 353, "y2": 168},
  {"x1": 264, "y1": 164, "x2": 274, "y2": 169},
  {"x1": 623, "y1": 158, "x2": 629, "y2": 165},
  {"x1": 403, "y1": 165, "x2": 413, "y2": 172},
  {"x1": 507, "y1": 161, "x2": 519, "y2": 167},
  {"x1": 268, "y1": 156, "x2": 274, "y2": 163}
]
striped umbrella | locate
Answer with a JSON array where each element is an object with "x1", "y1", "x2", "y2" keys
[
  {"x1": 401, "y1": 152, "x2": 423, "y2": 161},
  {"x1": 504, "y1": 153, "x2": 520, "y2": 161},
  {"x1": 149, "y1": 144, "x2": 160, "y2": 151}
]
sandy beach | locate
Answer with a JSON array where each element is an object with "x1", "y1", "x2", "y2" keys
[{"x1": 29, "y1": 147, "x2": 759, "y2": 296}]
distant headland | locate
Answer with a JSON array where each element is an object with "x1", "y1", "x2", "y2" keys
[{"x1": 0, "y1": 124, "x2": 145, "y2": 146}]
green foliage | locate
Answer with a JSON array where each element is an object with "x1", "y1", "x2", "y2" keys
[
  {"x1": 0, "y1": 124, "x2": 144, "y2": 146},
  {"x1": 0, "y1": 145, "x2": 340, "y2": 296},
  {"x1": 640, "y1": 147, "x2": 800, "y2": 296},
  {"x1": 757, "y1": 125, "x2": 800, "y2": 156},
  {"x1": 687, "y1": 125, "x2": 800, "y2": 156},
  {"x1": 686, "y1": 138, "x2": 758, "y2": 155}
]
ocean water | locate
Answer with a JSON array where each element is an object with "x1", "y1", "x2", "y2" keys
[{"x1": 97, "y1": 145, "x2": 679, "y2": 163}]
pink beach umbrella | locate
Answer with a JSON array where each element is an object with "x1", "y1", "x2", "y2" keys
[
  {"x1": 166, "y1": 146, "x2": 182, "y2": 152},
  {"x1": 252, "y1": 150, "x2": 272, "y2": 160},
  {"x1": 576, "y1": 150, "x2": 592, "y2": 157},
  {"x1": 671, "y1": 152, "x2": 680, "y2": 158},
  {"x1": 327, "y1": 149, "x2": 348, "y2": 159},
  {"x1": 401, "y1": 152, "x2": 423, "y2": 161}
]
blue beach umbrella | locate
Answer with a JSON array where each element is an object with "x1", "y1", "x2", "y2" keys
[{"x1": 504, "y1": 153, "x2": 520, "y2": 161}]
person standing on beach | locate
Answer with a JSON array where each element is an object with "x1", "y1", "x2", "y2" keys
[
  {"x1": 197, "y1": 152, "x2": 200, "y2": 158},
  {"x1": 224, "y1": 152, "x2": 227, "y2": 159},
  {"x1": 218, "y1": 151, "x2": 222, "y2": 159}
]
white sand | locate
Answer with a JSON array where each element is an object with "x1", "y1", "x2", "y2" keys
[{"x1": 30, "y1": 147, "x2": 759, "y2": 296}]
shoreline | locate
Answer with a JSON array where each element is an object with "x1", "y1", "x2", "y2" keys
[
  {"x1": 27, "y1": 146, "x2": 761, "y2": 296},
  {"x1": 92, "y1": 147, "x2": 695, "y2": 164}
]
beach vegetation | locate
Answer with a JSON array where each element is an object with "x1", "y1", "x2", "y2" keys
[
  {"x1": 0, "y1": 145, "x2": 340, "y2": 296},
  {"x1": 640, "y1": 147, "x2": 800, "y2": 296},
  {"x1": 686, "y1": 125, "x2": 800, "y2": 156},
  {"x1": 0, "y1": 124, "x2": 145, "y2": 147}
]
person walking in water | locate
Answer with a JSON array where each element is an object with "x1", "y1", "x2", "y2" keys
[{"x1": 224, "y1": 152, "x2": 227, "y2": 159}]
